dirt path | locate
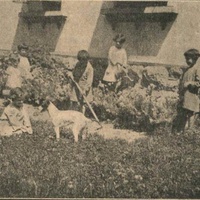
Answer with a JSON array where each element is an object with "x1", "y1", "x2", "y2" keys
[
  {"x1": 97, "y1": 123, "x2": 146, "y2": 142},
  {"x1": 0, "y1": 99, "x2": 147, "y2": 143}
]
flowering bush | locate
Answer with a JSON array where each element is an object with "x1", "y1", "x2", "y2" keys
[
  {"x1": 92, "y1": 84, "x2": 179, "y2": 131},
  {"x1": 0, "y1": 45, "x2": 72, "y2": 105}
]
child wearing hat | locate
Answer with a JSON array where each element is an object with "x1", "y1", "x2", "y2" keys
[
  {"x1": 0, "y1": 87, "x2": 33, "y2": 136},
  {"x1": 67, "y1": 50, "x2": 94, "y2": 114},
  {"x1": 17, "y1": 43, "x2": 33, "y2": 80},
  {"x1": 103, "y1": 33, "x2": 127, "y2": 88},
  {"x1": 172, "y1": 49, "x2": 200, "y2": 134}
]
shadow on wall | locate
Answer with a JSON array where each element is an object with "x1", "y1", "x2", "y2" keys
[
  {"x1": 89, "y1": 15, "x2": 176, "y2": 58},
  {"x1": 12, "y1": 3, "x2": 65, "y2": 51},
  {"x1": 89, "y1": 0, "x2": 176, "y2": 58},
  {"x1": 120, "y1": 20, "x2": 175, "y2": 56}
]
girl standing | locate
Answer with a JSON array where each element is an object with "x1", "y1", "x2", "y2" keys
[{"x1": 103, "y1": 34, "x2": 127, "y2": 87}]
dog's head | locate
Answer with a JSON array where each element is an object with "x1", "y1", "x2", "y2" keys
[
  {"x1": 38, "y1": 98, "x2": 51, "y2": 112},
  {"x1": 86, "y1": 120, "x2": 102, "y2": 134}
]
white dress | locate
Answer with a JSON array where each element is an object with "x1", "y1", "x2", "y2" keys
[
  {"x1": 0, "y1": 104, "x2": 33, "y2": 136},
  {"x1": 18, "y1": 56, "x2": 33, "y2": 80},
  {"x1": 5, "y1": 66, "x2": 22, "y2": 89},
  {"x1": 103, "y1": 46, "x2": 127, "y2": 82}
]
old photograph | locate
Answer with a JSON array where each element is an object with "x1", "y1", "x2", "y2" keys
[{"x1": 0, "y1": 0, "x2": 199, "y2": 198}]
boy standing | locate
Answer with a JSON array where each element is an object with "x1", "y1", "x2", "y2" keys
[
  {"x1": 172, "y1": 49, "x2": 200, "y2": 134},
  {"x1": 67, "y1": 50, "x2": 94, "y2": 114}
]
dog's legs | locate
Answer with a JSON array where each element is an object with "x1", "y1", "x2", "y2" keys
[
  {"x1": 73, "y1": 130, "x2": 79, "y2": 143},
  {"x1": 81, "y1": 127, "x2": 88, "y2": 141},
  {"x1": 72, "y1": 125, "x2": 82, "y2": 143},
  {"x1": 54, "y1": 126, "x2": 60, "y2": 141}
]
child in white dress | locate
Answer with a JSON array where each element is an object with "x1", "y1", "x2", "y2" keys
[
  {"x1": 17, "y1": 44, "x2": 33, "y2": 80},
  {"x1": 103, "y1": 34, "x2": 127, "y2": 85}
]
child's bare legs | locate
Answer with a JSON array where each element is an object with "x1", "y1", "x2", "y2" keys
[
  {"x1": 81, "y1": 105, "x2": 86, "y2": 115},
  {"x1": 187, "y1": 112, "x2": 197, "y2": 129}
]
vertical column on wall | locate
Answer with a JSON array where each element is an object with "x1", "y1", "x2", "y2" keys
[
  {"x1": 158, "y1": 2, "x2": 200, "y2": 66},
  {"x1": 55, "y1": 1, "x2": 103, "y2": 56},
  {"x1": 0, "y1": 0, "x2": 22, "y2": 52}
]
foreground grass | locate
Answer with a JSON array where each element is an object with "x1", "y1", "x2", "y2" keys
[{"x1": 0, "y1": 120, "x2": 199, "y2": 198}]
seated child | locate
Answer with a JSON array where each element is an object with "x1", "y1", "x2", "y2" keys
[{"x1": 0, "y1": 87, "x2": 33, "y2": 136}]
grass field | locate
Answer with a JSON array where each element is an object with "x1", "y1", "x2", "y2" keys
[{"x1": 0, "y1": 119, "x2": 199, "y2": 198}]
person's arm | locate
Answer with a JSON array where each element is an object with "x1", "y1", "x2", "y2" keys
[
  {"x1": 116, "y1": 49, "x2": 127, "y2": 67},
  {"x1": 5, "y1": 66, "x2": 12, "y2": 75},
  {"x1": 122, "y1": 49, "x2": 128, "y2": 67},
  {"x1": 0, "y1": 109, "x2": 8, "y2": 121},
  {"x1": 108, "y1": 46, "x2": 117, "y2": 66},
  {"x1": 22, "y1": 105, "x2": 33, "y2": 134},
  {"x1": 86, "y1": 64, "x2": 94, "y2": 89},
  {"x1": 82, "y1": 64, "x2": 94, "y2": 95},
  {"x1": 182, "y1": 67, "x2": 200, "y2": 92}
]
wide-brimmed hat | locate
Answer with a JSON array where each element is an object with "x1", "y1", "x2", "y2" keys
[
  {"x1": 184, "y1": 49, "x2": 200, "y2": 57},
  {"x1": 113, "y1": 33, "x2": 126, "y2": 44}
]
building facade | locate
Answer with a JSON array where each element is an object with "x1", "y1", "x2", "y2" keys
[{"x1": 0, "y1": 0, "x2": 200, "y2": 66}]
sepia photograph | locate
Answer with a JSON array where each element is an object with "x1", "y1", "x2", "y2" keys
[{"x1": 0, "y1": 0, "x2": 199, "y2": 198}]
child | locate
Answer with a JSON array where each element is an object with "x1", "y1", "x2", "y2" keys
[
  {"x1": 5, "y1": 53, "x2": 22, "y2": 89},
  {"x1": 172, "y1": 49, "x2": 200, "y2": 134},
  {"x1": 17, "y1": 44, "x2": 33, "y2": 80},
  {"x1": 67, "y1": 50, "x2": 94, "y2": 114},
  {"x1": 0, "y1": 87, "x2": 33, "y2": 136},
  {"x1": 103, "y1": 33, "x2": 127, "y2": 89}
]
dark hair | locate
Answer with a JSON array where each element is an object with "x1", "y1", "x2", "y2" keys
[
  {"x1": 77, "y1": 50, "x2": 90, "y2": 61},
  {"x1": 9, "y1": 53, "x2": 20, "y2": 63},
  {"x1": 10, "y1": 87, "x2": 24, "y2": 101},
  {"x1": 18, "y1": 43, "x2": 29, "y2": 51},
  {"x1": 184, "y1": 49, "x2": 200, "y2": 58},
  {"x1": 113, "y1": 33, "x2": 126, "y2": 44}
]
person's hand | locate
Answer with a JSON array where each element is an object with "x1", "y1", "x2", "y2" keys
[
  {"x1": 184, "y1": 81, "x2": 195, "y2": 88},
  {"x1": 66, "y1": 71, "x2": 74, "y2": 80}
]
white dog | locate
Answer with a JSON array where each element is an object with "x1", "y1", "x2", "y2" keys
[{"x1": 39, "y1": 100, "x2": 101, "y2": 142}]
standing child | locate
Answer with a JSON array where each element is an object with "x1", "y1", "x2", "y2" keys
[
  {"x1": 172, "y1": 49, "x2": 200, "y2": 134},
  {"x1": 5, "y1": 53, "x2": 22, "y2": 90},
  {"x1": 17, "y1": 44, "x2": 33, "y2": 80},
  {"x1": 0, "y1": 87, "x2": 33, "y2": 136},
  {"x1": 103, "y1": 33, "x2": 127, "y2": 90},
  {"x1": 67, "y1": 50, "x2": 94, "y2": 114}
]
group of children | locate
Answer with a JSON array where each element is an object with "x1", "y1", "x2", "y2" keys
[
  {"x1": 0, "y1": 34, "x2": 200, "y2": 137},
  {"x1": 0, "y1": 44, "x2": 33, "y2": 137}
]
